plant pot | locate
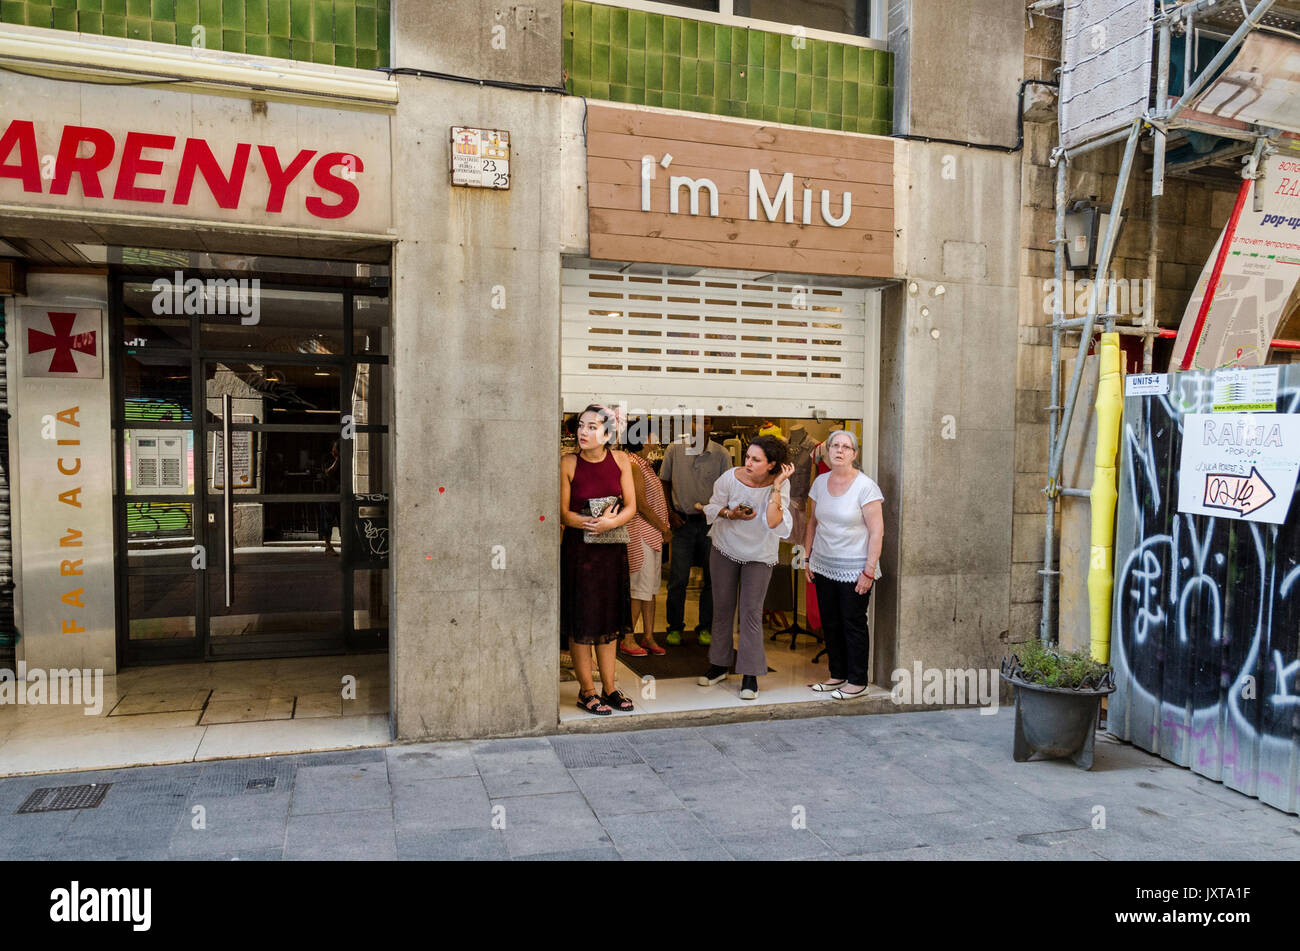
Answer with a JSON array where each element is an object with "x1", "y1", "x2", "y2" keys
[{"x1": 1000, "y1": 672, "x2": 1115, "y2": 770}]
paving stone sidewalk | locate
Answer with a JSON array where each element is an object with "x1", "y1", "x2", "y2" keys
[{"x1": 2, "y1": 709, "x2": 1297, "y2": 860}]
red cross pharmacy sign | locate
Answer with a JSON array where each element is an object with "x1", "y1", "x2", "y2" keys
[{"x1": 22, "y1": 308, "x2": 102, "y2": 378}]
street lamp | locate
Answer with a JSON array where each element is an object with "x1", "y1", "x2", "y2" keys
[{"x1": 1063, "y1": 198, "x2": 1125, "y2": 271}]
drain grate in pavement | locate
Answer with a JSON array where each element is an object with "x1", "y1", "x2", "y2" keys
[
  {"x1": 17, "y1": 784, "x2": 111, "y2": 814},
  {"x1": 192, "y1": 759, "x2": 297, "y2": 798},
  {"x1": 550, "y1": 736, "x2": 644, "y2": 768},
  {"x1": 245, "y1": 777, "x2": 277, "y2": 791}
]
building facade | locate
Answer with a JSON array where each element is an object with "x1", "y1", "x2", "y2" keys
[{"x1": 2, "y1": 0, "x2": 1045, "y2": 744}]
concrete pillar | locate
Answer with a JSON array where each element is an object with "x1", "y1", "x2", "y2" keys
[
  {"x1": 888, "y1": 0, "x2": 1024, "y2": 146},
  {"x1": 389, "y1": 76, "x2": 564, "y2": 740},
  {"x1": 881, "y1": 141, "x2": 1020, "y2": 677}
]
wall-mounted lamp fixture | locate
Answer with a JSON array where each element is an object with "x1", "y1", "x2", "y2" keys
[{"x1": 1063, "y1": 197, "x2": 1125, "y2": 271}]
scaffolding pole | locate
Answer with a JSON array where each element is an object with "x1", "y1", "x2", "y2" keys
[
  {"x1": 1146, "y1": 13, "x2": 1171, "y2": 369},
  {"x1": 1047, "y1": 120, "x2": 1142, "y2": 488},
  {"x1": 1040, "y1": 120, "x2": 1141, "y2": 644},
  {"x1": 1040, "y1": 157, "x2": 1068, "y2": 643}
]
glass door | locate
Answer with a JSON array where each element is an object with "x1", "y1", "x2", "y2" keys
[
  {"x1": 114, "y1": 277, "x2": 390, "y2": 664},
  {"x1": 201, "y1": 360, "x2": 346, "y2": 657}
]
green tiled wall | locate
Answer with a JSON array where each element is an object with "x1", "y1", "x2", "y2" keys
[
  {"x1": 563, "y1": 0, "x2": 892, "y2": 134},
  {"x1": 0, "y1": 0, "x2": 390, "y2": 68}
]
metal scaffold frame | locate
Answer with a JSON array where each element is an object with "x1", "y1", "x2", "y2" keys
[{"x1": 1038, "y1": 0, "x2": 1293, "y2": 643}]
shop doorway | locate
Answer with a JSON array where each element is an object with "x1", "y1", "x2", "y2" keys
[
  {"x1": 113, "y1": 273, "x2": 391, "y2": 665},
  {"x1": 558, "y1": 412, "x2": 882, "y2": 721},
  {"x1": 557, "y1": 261, "x2": 888, "y2": 719}
]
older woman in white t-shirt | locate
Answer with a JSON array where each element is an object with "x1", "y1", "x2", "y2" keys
[
  {"x1": 696, "y1": 435, "x2": 794, "y2": 700},
  {"x1": 803, "y1": 430, "x2": 884, "y2": 700}
]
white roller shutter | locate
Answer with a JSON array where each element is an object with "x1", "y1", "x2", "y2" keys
[{"x1": 562, "y1": 267, "x2": 874, "y2": 419}]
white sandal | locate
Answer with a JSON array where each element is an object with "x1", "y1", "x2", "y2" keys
[{"x1": 831, "y1": 685, "x2": 869, "y2": 700}]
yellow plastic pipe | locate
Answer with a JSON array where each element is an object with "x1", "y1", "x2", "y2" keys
[{"x1": 1088, "y1": 332, "x2": 1122, "y2": 663}]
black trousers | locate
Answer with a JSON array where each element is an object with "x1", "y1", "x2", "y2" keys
[{"x1": 813, "y1": 576, "x2": 872, "y2": 685}]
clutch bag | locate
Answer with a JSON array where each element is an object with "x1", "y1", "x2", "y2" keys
[{"x1": 584, "y1": 496, "x2": 631, "y2": 544}]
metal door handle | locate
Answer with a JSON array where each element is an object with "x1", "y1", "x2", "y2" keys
[{"x1": 223, "y1": 394, "x2": 233, "y2": 608}]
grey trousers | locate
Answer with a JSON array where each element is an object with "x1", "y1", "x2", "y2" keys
[{"x1": 707, "y1": 548, "x2": 774, "y2": 677}]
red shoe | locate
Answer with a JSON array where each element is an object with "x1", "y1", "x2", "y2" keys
[
  {"x1": 640, "y1": 639, "x2": 667, "y2": 656},
  {"x1": 619, "y1": 642, "x2": 649, "y2": 657}
]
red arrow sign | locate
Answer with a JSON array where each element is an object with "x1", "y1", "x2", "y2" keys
[{"x1": 1203, "y1": 466, "x2": 1276, "y2": 516}]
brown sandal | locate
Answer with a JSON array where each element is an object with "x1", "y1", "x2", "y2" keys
[{"x1": 577, "y1": 690, "x2": 612, "y2": 715}]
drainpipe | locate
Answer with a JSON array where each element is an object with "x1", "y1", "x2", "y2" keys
[
  {"x1": 1040, "y1": 158, "x2": 1068, "y2": 644},
  {"x1": 1089, "y1": 332, "x2": 1122, "y2": 664}
]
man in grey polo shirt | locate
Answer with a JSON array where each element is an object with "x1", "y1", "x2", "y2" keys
[{"x1": 659, "y1": 415, "x2": 731, "y2": 646}]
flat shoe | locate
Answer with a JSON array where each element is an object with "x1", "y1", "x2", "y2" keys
[
  {"x1": 697, "y1": 666, "x2": 728, "y2": 687},
  {"x1": 618, "y1": 643, "x2": 649, "y2": 657},
  {"x1": 641, "y1": 642, "x2": 667, "y2": 656},
  {"x1": 831, "y1": 686, "x2": 869, "y2": 700},
  {"x1": 810, "y1": 679, "x2": 847, "y2": 692}
]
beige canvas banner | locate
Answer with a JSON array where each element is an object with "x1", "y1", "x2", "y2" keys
[{"x1": 1189, "y1": 32, "x2": 1300, "y2": 135}]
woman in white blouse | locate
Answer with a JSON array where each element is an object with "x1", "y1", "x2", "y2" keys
[
  {"x1": 696, "y1": 435, "x2": 794, "y2": 700},
  {"x1": 803, "y1": 430, "x2": 884, "y2": 700}
]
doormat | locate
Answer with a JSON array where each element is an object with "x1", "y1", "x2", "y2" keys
[{"x1": 612, "y1": 637, "x2": 775, "y2": 680}]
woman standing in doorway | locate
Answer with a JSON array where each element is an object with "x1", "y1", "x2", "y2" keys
[
  {"x1": 697, "y1": 435, "x2": 794, "y2": 701},
  {"x1": 804, "y1": 430, "x2": 884, "y2": 700},
  {"x1": 561, "y1": 405, "x2": 638, "y2": 715}
]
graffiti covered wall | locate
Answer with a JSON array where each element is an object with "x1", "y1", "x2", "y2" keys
[{"x1": 1110, "y1": 368, "x2": 1300, "y2": 814}]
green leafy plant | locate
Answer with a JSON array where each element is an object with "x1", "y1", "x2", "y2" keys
[{"x1": 1007, "y1": 640, "x2": 1112, "y2": 690}]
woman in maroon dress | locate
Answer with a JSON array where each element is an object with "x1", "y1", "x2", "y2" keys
[{"x1": 561, "y1": 405, "x2": 638, "y2": 715}]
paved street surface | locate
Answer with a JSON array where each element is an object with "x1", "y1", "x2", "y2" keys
[{"x1": 2, "y1": 709, "x2": 1297, "y2": 860}]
